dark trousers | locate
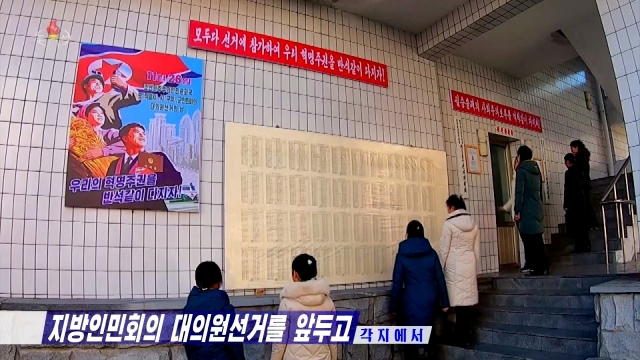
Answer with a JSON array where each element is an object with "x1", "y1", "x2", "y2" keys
[
  {"x1": 454, "y1": 306, "x2": 473, "y2": 344},
  {"x1": 520, "y1": 233, "x2": 549, "y2": 272},
  {"x1": 567, "y1": 210, "x2": 591, "y2": 251},
  {"x1": 403, "y1": 342, "x2": 438, "y2": 360},
  {"x1": 572, "y1": 221, "x2": 591, "y2": 252},
  {"x1": 403, "y1": 344, "x2": 420, "y2": 359},
  {"x1": 403, "y1": 334, "x2": 438, "y2": 359},
  {"x1": 585, "y1": 192, "x2": 596, "y2": 228},
  {"x1": 575, "y1": 227, "x2": 591, "y2": 251}
]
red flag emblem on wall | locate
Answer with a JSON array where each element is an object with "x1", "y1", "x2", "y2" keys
[{"x1": 73, "y1": 44, "x2": 199, "y2": 103}]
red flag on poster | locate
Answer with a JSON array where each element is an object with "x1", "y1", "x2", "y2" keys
[{"x1": 72, "y1": 44, "x2": 195, "y2": 103}]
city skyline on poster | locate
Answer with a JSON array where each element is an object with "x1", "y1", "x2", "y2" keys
[{"x1": 64, "y1": 43, "x2": 203, "y2": 212}]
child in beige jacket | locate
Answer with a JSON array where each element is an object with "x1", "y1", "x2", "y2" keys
[{"x1": 270, "y1": 254, "x2": 337, "y2": 360}]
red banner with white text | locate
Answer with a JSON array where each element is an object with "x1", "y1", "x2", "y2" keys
[
  {"x1": 450, "y1": 90, "x2": 542, "y2": 133},
  {"x1": 188, "y1": 20, "x2": 388, "y2": 88}
]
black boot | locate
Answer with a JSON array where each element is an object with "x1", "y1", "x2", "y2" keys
[
  {"x1": 526, "y1": 268, "x2": 549, "y2": 276},
  {"x1": 463, "y1": 327, "x2": 473, "y2": 348},
  {"x1": 426, "y1": 342, "x2": 439, "y2": 358}
]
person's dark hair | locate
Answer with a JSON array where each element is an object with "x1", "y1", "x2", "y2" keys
[
  {"x1": 195, "y1": 261, "x2": 223, "y2": 289},
  {"x1": 517, "y1": 145, "x2": 533, "y2": 161},
  {"x1": 84, "y1": 102, "x2": 105, "y2": 118},
  {"x1": 119, "y1": 123, "x2": 145, "y2": 139},
  {"x1": 564, "y1": 153, "x2": 575, "y2": 164},
  {"x1": 446, "y1": 194, "x2": 467, "y2": 210},
  {"x1": 406, "y1": 220, "x2": 425, "y2": 238},
  {"x1": 292, "y1": 253, "x2": 317, "y2": 281},
  {"x1": 570, "y1": 140, "x2": 591, "y2": 160},
  {"x1": 81, "y1": 74, "x2": 104, "y2": 94},
  {"x1": 570, "y1": 140, "x2": 587, "y2": 151}
]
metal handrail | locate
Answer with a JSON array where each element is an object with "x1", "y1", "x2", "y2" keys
[
  {"x1": 599, "y1": 156, "x2": 631, "y2": 202},
  {"x1": 598, "y1": 156, "x2": 637, "y2": 267},
  {"x1": 600, "y1": 199, "x2": 635, "y2": 205}
]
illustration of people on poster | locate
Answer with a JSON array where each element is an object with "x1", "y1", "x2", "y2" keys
[{"x1": 65, "y1": 43, "x2": 203, "y2": 212}]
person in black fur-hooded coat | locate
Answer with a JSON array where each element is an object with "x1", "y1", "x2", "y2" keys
[{"x1": 570, "y1": 140, "x2": 596, "y2": 230}]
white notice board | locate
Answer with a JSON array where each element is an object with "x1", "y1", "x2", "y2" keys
[{"x1": 224, "y1": 123, "x2": 449, "y2": 290}]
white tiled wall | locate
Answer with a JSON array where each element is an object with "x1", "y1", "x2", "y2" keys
[
  {"x1": 597, "y1": 0, "x2": 640, "y2": 209},
  {"x1": 437, "y1": 55, "x2": 617, "y2": 272},
  {"x1": 611, "y1": 122, "x2": 630, "y2": 160},
  {"x1": 0, "y1": 0, "x2": 629, "y2": 299},
  {"x1": 0, "y1": 0, "x2": 443, "y2": 299}
]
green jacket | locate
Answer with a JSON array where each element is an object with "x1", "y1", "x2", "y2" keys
[{"x1": 514, "y1": 160, "x2": 544, "y2": 235}]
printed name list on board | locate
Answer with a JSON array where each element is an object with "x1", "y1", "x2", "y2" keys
[
  {"x1": 450, "y1": 90, "x2": 542, "y2": 133},
  {"x1": 187, "y1": 20, "x2": 388, "y2": 88}
]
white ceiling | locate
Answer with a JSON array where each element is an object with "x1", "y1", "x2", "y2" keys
[
  {"x1": 324, "y1": 0, "x2": 620, "y2": 112},
  {"x1": 452, "y1": 0, "x2": 620, "y2": 112},
  {"x1": 329, "y1": 0, "x2": 470, "y2": 34},
  {"x1": 452, "y1": 0, "x2": 587, "y2": 78}
]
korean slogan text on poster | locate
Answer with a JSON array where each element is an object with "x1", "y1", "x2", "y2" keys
[{"x1": 65, "y1": 44, "x2": 203, "y2": 212}]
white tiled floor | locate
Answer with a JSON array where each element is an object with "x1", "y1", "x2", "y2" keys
[{"x1": 0, "y1": 0, "x2": 630, "y2": 299}]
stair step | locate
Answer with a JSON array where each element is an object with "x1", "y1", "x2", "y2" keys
[
  {"x1": 549, "y1": 231, "x2": 624, "y2": 254},
  {"x1": 590, "y1": 239, "x2": 623, "y2": 252},
  {"x1": 480, "y1": 289, "x2": 595, "y2": 309},
  {"x1": 439, "y1": 343, "x2": 588, "y2": 360},
  {"x1": 546, "y1": 242, "x2": 622, "y2": 256},
  {"x1": 492, "y1": 275, "x2": 616, "y2": 291},
  {"x1": 548, "y1": 251, "x2": 617, "y2": 266},
  {"x1": 478, "y1": 305, "x2": 596, "y2": 331},
  {"x1": 475, "y1": 322, "x2": 596, "y2": 356},
  {"x1": 552, "y1": 231, "x2": 623, "y2": 245}
]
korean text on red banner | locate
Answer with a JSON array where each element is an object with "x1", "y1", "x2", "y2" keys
[
  {"x1": 188, "y1": 20, "x2": 388, "y2": 88},
  {"x1": 450, "y1": 90, "x2": 542, "y2": 133}
]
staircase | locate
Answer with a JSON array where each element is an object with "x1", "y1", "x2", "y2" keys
[
  {"x1": 437, "y1": 168, "x2": 637, "y2": 360},
  {"x1": 546, "y1": 228, "x2": 621, "y2": 266},
  {"x1": 547, "y1": 172, "x2": 637, "y2": 266},
  {"x1": 590, "y1": 173, "x2": 635, "y2": 230},
  {"x1": 439, "y1": 275, "x2": 616, "y2": 360}
]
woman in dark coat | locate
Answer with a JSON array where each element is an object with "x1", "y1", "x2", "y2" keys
[
  {"x1": 514, "y1": 146, "x2": 549, "y2": 276},
  {"x1": 564, "y1": 153, "x2": 590, "y2": 252},
  {"x1": 570, "y1": 140, "x2": 595, "y2": 229},
  {"x1": 391, "y1": 220, "x2": 450, "y2": 359}
]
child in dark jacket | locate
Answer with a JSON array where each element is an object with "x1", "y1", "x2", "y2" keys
[
  {"x1": 391, "y1": 220, "x2": 450, "y2": 359},
  {"x1": 183, "y1": 261, "x2": 246, "y2": 360}
]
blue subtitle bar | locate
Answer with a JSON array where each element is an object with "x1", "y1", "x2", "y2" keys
[{"x1": 41, "y1": 311, "x2": 360, "y2": 345}]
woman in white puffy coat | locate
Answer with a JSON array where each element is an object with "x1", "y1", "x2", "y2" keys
[
  {"x1": 271, "y1": 254, "x2": 337, "y2": 360},
  {"x1": 439, "y1": 195, "x2": 480, "y2": 348}
]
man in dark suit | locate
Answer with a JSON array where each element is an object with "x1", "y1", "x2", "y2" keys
[{"x1": 106, "y1": 123, "x2": 182, "y2": 211}]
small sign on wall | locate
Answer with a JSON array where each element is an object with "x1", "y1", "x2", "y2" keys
[
  {"x1": 495, "y1": 125, "x2": 514, "y2": 137},
  {"x1": 538, "y1": 138, "x2": 552, "y2": 204},
  {"x1": 454, "y1": 118, "x2": 469, "y2": 199},
  {"x1": 465, "y1": 145, "x2": 482, "y2": 175},
  {"x1": 533, "y1": 158, "x2": 546, "y2": 183}
]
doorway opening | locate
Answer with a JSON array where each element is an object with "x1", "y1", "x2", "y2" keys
[{"x1": 489, "y1": 134, "x2": 520, "y2": 267}]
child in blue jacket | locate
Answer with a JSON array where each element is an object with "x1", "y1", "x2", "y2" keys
[
  {"x1": 183, "y1": 261, "x2": 246, "y2": 360},
  {"x1": 391, "y1": 220, "x2": 450, "y2": 359}
]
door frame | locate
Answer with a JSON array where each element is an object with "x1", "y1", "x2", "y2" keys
[{"x1": 489, "y1": 133, "x2": 520, "y2": 266}]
